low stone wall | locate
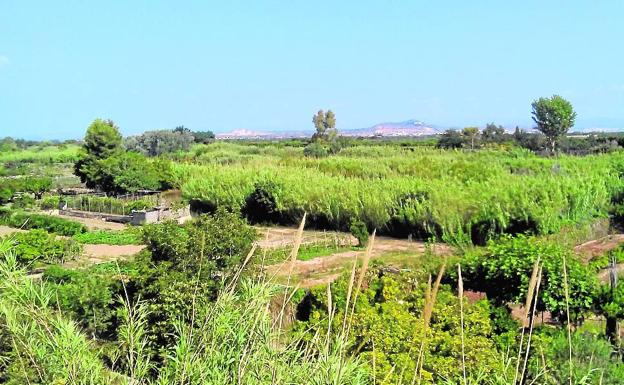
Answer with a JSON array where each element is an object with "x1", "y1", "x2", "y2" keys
[{"x1": 130, "y1": 206, "x2": 191, "y2": 225}]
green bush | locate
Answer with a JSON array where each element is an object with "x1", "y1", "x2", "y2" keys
[
  {"x1": 0, "y1": 209, "x2": 87, "y2": 236},
  {"x1": 43, "y1": 265, "x2": 122, "y2": 339},
  {"x1": 136, "y1": 209, "x2": 257, "y2": 344},
  {"x1": 39, "y1": 195, "x2": 60, "y2": 210},
  {"x1": 461, "y1": 235, "x2": 597, "y2": 323},
  {"x1": 72, "y1": 229, "x2": 143, "y2": 245},
  {"x1": 4, "y1": 229, "x2": 82, "y2": 265},
  {"x1": 528, "y1": 330, "x2": 624, "y2": 385},
  {"x1": 303, "y1": 142, "x2": 329, "y2": 158},
  {"x1": 296, "y1": 266, "x2": 506, "y2": 384},
  {"x1": 349, "y1": 219, "x2": 369, "y2": 247},
  {"x1": 242, "y1": 181, "x2": 280, "y2": 224}
]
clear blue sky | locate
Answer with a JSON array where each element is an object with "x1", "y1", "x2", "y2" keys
[{"x1": 1, "y1": 1, "x2": 623, "y2": 139}]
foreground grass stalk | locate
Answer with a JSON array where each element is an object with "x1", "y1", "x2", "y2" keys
[
  {"x1": 519, "y1": 265, "x2": 543, "y2": 385},
  {"x1": 458, "y1": 264, "x2": 467, "y2": 385},
  {"x1": 514, "y1": 257, "x2": 541, "y2": 384},
  {"x1": 562, "y1": 255, "x2": 573, "y2": 385}
]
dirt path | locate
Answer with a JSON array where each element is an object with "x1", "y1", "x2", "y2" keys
[
  {"x1": 255, "y1": 226, "x2": 356, "y2": 248},
  {"x1": 63, "y1": 244, "x2": 145, "y2": 269},
  {"x1": 0, "y1": 225, "x2": 26, "y2": 237},
  {"x1": 574, "y1": 234, "x2": 624, "y2": 262},
  {"x1": 265, "y1": 235, "x2": 453, "y2": 288}
]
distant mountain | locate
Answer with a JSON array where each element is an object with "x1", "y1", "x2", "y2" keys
[
  {"x1": 341, "y1": 119, "x2": 442, "y2": 137},
  {"x1": 216, "y1": 129, "x2": 310, "y2": 139},
  {"x1": 216, "y1": 119, "x2": 443, "y2": 139}
]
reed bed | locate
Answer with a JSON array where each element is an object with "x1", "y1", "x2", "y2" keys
[{"x1": 175, "y1": 144, "x2": 624, "y2": 244}]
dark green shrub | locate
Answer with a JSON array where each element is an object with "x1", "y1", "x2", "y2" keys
[
  {"x1": 529, "y1": 330, "x2": 624, "y2": 385},
  {"x1": 349, "y1": 219, "x2": 369, "y2": 247},
  {"x1": 43, "y1": 265, "x2": 122, "y2": 339},
  {"x1": 303, "y1": 142, "x2": 329, "y2": 158},
  {"x1": 462, "y1": 235, "x2": 597, "y2": 324},
  {"x1": 136, "y1": 209, "x2": 256, "y2": 345},
  {"x1": 39, "y1": 195, "x2": 60, "y2": 210},
  {"x1": 0, "y1": 209, "x2": 87, "y2": 236},
  {"x1": 242, "y1": 181, "x2": 280, "y2": 224},
  {"x1": 4, "y1": 229, "x2": 82, "y2": 265}
]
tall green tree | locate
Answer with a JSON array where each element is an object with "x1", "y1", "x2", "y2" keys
[
  {"x1": 311, "y1": 109, "x2": 337, "y2": 142},
  {"x1": 75, "y1": 119, "x2": 123, "y2": 187},
  {"x1": 82, "y1": 119, "x2": 122, "y2": 158},
  {"x1": 482, "y1": 122, "x2": 506, "y2": 144},
  {"x1": 531, "y1": 95, "x2": 576, "y2": 153},
  {"x1": 462, "y1": 126, "x2": 480, "y2": 150}
]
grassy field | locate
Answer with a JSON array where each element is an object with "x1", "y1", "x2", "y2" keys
[
  {"x1": 3, "y1": 139, "x2": 624, "y2": 384},
  {"x1": 0, "y1": 144, "x2": 80, "y2": 164}
]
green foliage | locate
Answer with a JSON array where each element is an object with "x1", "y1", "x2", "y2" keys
[
  {"x1": 177, "y1": 143, "x2": 621, "y2": 244},
  {"x1": 43, "y1": 265, "x2": 122, "y2": 338},
  {"x1": 462, "y1": 235, "x2": 597, "y2": 323},
  {"x1": 10, "y1": 194, "x2": 35, "y2": 209},
  {"x1": 531, "y1": 95, "x2": 577, "y2": 152},
  {"x1": 529, "y1": 330, "x2": 624, "y2": 385},
  {"x1": 82, "y1": 118, "x2": 123, "y2": 158},
  {"x1": 96, "y1": 152, "x2": 163, "y2": 193},
  {"x1": 74, "y1": 119, "x2": 174, "y2": 193},
  {"x1": 73, "y1": 229, "x2": 143, "y2": 245},
  {"x1": 312, "y1": 109, "x2": 337, "y2": 142},
  {"x1": 1, "y1": 241, "x2": 366, "y2": 384},
  {"x1": 242, "y1": 180, "x2": 280, "y2": 223},
  {"x1": 3, "y1": 229, "x2": 82, "y2": 265},
  {"x1": 303, "y1": 141, "x2": 330, "y2": 158},
  {"x1": 0, "y1": 176, "x2": 53, "y2": 203},
  {"x1": 437, "y1": 129, "x2": 465, "y2": 149},
  {"x1": 297, "y1": 267, "x2": 505, "y2": 384},
  {"x1": 0, "y1": 144, "x2": 80, "y2": 164},
  {"x1": 75, "y1": 118, "x2": 123, "y2": 188},
  {"x1": 79, "y1": 151, "x2": 175, "y2": 194},
  {"x1": 137, "y1": 209, "x2": 257, "y2": 342},
  {"x1": 482, "y1": 123, "x2": 507, "y2": 144},
  {"x1": 19, "y1": 176, "x2": 53, "y2": 198},
  {"x1": 192, "y1": 130, "x2": 216, "y2": 144},
  {"x1": 124, "y1": 129, "x2": 194, "y2": 156},
  {"x1": 462, "y1": 126, "x2": 480, "y2": 150},
  {"x1": 349, "y1": 219, "x2": 369, "y2": 247},
  {"x1": 0, "y1": 209, "x2": 87, "y2": 236},
  {"x1": 0, "y1": 253, "x2": 116, "y2": 384}
]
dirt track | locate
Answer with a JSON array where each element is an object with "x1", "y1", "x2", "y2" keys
[
  {"x1": 0, "y1": 225, "x2": 26, "y2": 237},
  {"x1": 63, "y1": 244, "x2": 145, "y2": 268},
  {"x1": 263, "y1": 229, "x2": 453, "y2": 288},
  {"x1": 574, "y1": 234, "x2": 624, "y2": 262}
]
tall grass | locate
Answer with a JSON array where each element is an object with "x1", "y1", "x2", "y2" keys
[
  {"x1": 0, "y1": 233, "x2": 369, "y2": 384},
  {"x1": 176, "y1": 144, "x2": 623, "y2": 244}
]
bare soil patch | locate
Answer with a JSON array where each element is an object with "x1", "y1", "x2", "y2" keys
[
  {"x1": 264, "y1": 232, "x2": 453, "y2": 288},
  {"x1": 574, "y1": 234, "x2": 624, "y2": 262},
  {"x1": 256, "y1": 226, "x2": 356, "y2": 249},
  {"x1": 64, "y1": 244, "x2": 145, "y2": 269},
  {"x1": 0, "y1": 225, "x2": 26, "y2": 237}
]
